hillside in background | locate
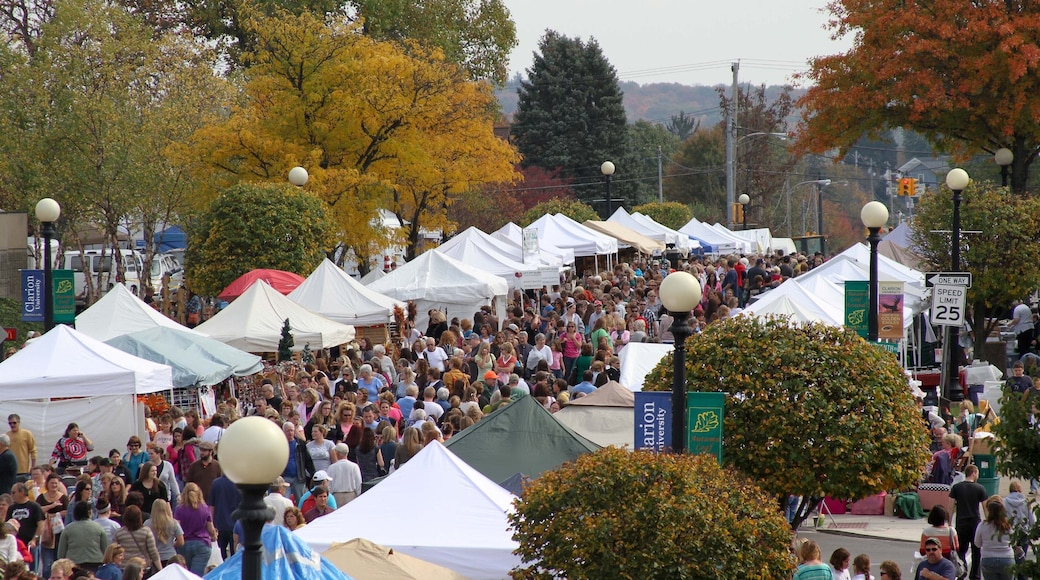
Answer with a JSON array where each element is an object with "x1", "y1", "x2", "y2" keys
[{"x1": 496, "y1": 79, "x2": 806, "y2": 127}]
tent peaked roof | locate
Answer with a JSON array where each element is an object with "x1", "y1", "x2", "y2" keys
[
  {"x1": 583, "y1": 220, "x2": 664, "y2": 254},
  {"x1": 491, "y1": 222, "x2": 574, "y2": 265},
  {"x1": 0, "y1": 325, "x2": 172, "y2": 399},
  {"x1": 206, "y1": 525, "x2": 349, "y2": 580},
  {"x1": 76, "y1": 284, "x2": 202, "y2": 342},
  {"x1": 289, "y1": 258, "x2": 404, "y2": 326},
  {"x1": 323, "y1": 538, "x2": 470, "y2": 580},
  {"x1": 296, "y1": 442, "x2": 520, "y2": 579},
  {"x1": 742, "y1": 279, "x2": 844, "y2": 326},
  {"x1": 368, "y1": 250, "x2": 508, "y2": 302},
  {"x1": 435, "y1": 227, "x2": 541, "y2": 277},
  {"x1": 565, "y1": 380, "x2": 635, "y2": 407},
  {"x1": 444, "y1": 395, "x2": 600, "y2": 482},
  {"x1": 526, "y1": 214, "x2": 617, "y2": 257},
  {"x1": 218, "y1": 268, "x2": 305, "y2": 301},
  {"x1": 106, "y1": 327, "x2": 262, "y2": 387},
  {"x1": 195, "y1": 280, "x2": 355, "y2": 352},
  {"x1": 150, "y1": 565, "x2": 203, "y2": 580}
]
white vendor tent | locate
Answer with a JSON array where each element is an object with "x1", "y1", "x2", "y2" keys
[
  {"x1": 195, "y1": 280, "x2": 356, "y2": 352},
  {"x1": 728, "y1": 227, "x2": 773, "y2": 255},
  {"x1": 609, "y1": 208, "x2": 696, "y2": 253},
  {"x1": 435, "y1": 227, "x2": 545, "y2": 289},
  {"x1": 75, "y1": 283, "x2": 203, "y2": 342},
  {"x1": 526, "y1": 214, "x2": 618, "y2": 257},
  {"x1": 583, "y1": 220, "x2": 665, "y2": 255},
  {"x1": 289, "y1": 259, "x2": 405, "y2": 326},
  {"x1": 296, "y1": 442, "x2": 521, "y2": 580},
  {"x1": 741, "y1": 279, "x2": 844, "y2": 326},
  {"x1": 492, "y1": 222, "x2": 574, "y2": 266},
  {"x1": 360, "y1": 268, "x2": 385, "y2": 285},
  {"x1": 617, "y1": 342, "x2": 673, "y2": 392},
  {"x1": 678, "y1": 218, "x2": 742, "y2": 254},
  {"x1": 368, "y1": 250, "x2": 509, "y2": 332},
  {"x1": 709, "y1": 223, "x2": 755, "y2": 253},
  {"x1": 554, "y1": 380, "x2": 635, "y2": 448}
]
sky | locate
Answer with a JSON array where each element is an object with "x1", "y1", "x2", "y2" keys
[{"x1": 504, "y1": 0, "x2": 855, "y2": 87}]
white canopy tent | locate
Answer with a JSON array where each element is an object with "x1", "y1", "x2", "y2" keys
[
  {"x1": 553, "y1": 381, "x2": 635, "y2": 448},
  {"x1": 75, "y1": 284, "x2": 204, "y2": 342},
  {"x1": 0, "y1": 325, "x2": 172, "y2": 464},
  {"x1": 678, "y1": 218, "x2": 742, "y2": 254},
  {"x1": 617, "y1": 342, "x2": 673, "y2": 392},
  {"x1": 491, "y1": 222, "x2": 574, "y2": 266},
  {"x1": 195, "y1": 280, "x2": 356, "y2": 352},
  {"x1": 289, "y1": 259, "x2": 405, "y2": 326},
  {"x1": 296, "y1": 442, "x2": 521, "y2": 580},
  {"x1": 526, "y1": 214, "x2": 618, "y2": 257},
  {"x1": 435, "y1": 227, "x2": 554, "y2": 290},
  {"x1": 626, "y1": 210, "x2": 699, "y2": 253},
  {"x1": 709, "y1": 223, "x2": 756, "y2": 253},
  {"x1": 741, "y1": 279, "x2": 845, "y2": 326},
  {"x1": 608, "y1": 208, "x2": 692, "y2": 252},
  {"x1": 368, "y1": 250, "x2": 509, "y2": 332},
  {"x1": 359, "y1": 268, "x2": 385, "y2": 285},
  {"x1": 727, "y1": 227, "x2": 774, "y2": 254}
]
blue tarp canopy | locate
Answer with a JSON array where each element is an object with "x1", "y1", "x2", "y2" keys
[
  {"x1": 154, "y1": 226, "x2": 187, "y2": 252},
  {"x1": 205, "y1": 525, "x2": 351, "y2": 580}
]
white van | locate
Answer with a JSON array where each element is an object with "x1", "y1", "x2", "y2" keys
[{"x1": 61, "y1": 248, "x2": 143, "y2": 299}]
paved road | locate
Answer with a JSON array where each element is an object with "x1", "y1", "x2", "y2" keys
[{"x1": 798, "y1": 527, "x2": 921, "y2": 578}]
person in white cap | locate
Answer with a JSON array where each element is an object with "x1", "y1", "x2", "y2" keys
[
  {"x1": 263, "y1": 477, "x2": 294, "y2": 528},
  {"x1": 296, "y1": 471, "x2": 338, "y2": 514}
]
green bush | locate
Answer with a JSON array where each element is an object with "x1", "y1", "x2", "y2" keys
[
  {"x1": 509, "y1": 447, "x2": 793, "y2": 579},
  {"x1": 632, "y1": 201, "x2": 690, "y2": 230},
  {"x1": 520, "y1": 198, "x2": 598, "y2": 227}
]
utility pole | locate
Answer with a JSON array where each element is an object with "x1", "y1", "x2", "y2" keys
[
  {"x1": 657, "y1": 146, "x2": 663, "y2": 202},
  {"x1": 725, "y1": 62, "x2": 739, "y2": 228}
]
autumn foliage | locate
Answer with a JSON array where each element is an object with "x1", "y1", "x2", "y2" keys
[
  {"x1": 643, "y1": 317, "x2": 930, "y2": 528},
  {"x1": 509, "y1": 447, "x2": 793, "y2": 579}
]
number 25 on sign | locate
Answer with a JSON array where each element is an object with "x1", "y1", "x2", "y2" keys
[{"x1": 930, "y1": 284, "x2": 966, "y2": 327}]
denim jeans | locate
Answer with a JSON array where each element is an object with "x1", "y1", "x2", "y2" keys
[
  {"x1": 179, "y1": 540, "x2": 212, "y2": 577},
  {"x1": 980, "y1": 557, "x2": 1015, "y2": 580}
]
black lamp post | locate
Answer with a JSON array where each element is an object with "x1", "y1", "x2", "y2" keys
[
  {"x1": 995, "y1": 148, "x2": 1012, "y2": 188},
  {"x1": 659, "y1": 271, "x2": 702, "y2": 454},
  {"x1": 738, "y1": 193, "x2": 750, "y2": 230},
  {"x1": 217, "y1": 416, "x2": 289, "y2": 580},
  {"x1": 601, "y1": 161, "x2": 615, "y2": 217},
  {"x1": 35, "y1": 198, "x2": 61, "y2": 332},
  {"x1": 945, "y1": 168, "x2": 970, "y2": 400},
  {"x1": 861, "y1": 201, "x2": 889, "y2": 342}
]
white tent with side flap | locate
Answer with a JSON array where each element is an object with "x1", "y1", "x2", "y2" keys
[
  {"x1": 76, "y1": 283, "x2": 204, "y2": 342},
  {"x1": 289, "y1": 258, "x2": 405, "y2": 326}
]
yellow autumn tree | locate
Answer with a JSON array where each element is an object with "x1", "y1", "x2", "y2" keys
[{"x1": 174, "y1": 10, "x2": 520, "y2": 267}]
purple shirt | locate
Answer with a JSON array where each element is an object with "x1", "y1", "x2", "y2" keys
[{"x1": 175, "y1": 503, "x2": 213, "y2": 544}]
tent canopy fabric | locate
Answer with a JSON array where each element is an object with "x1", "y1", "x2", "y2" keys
[
  {"x1": 444, "y1": 396, "x2": 600, "y2": 482},
  {"x1": 218, "y1": 269, "x2": 306, "y2": 301},
  {"x1": 434, "y1": 227, "x2": 542, "y2": 285},
  {"x1": 105, "y1": 327, "x2": 262, "y2": 387},
  {"x1": 678, "y1": 219, "x2": 740, "y2": 254},
  {"x1": 196, "y1": 280, "x2": 355, "y2": 352},
  {"x1": 554, "y1": 381, "x2": 635, "y2": 448},
  {"x1": 323, "y1": 539, "x2": 470, "y2": 580},
  {"x1": 526, "y1": 214, "x2": 617, "y2": 257},
  {"x1": 296, "y1": 442, "x2": 520, "y2": 580},
  {"x1": 205, "y1": 525, "x2": 350, "y2": 580},
  {"x1": 742, "y1": 279, "x2": 845, "y2": 326},
  {"x1": 491, "y1": 222, "x2": 575, "y2": 265},
  {"x1": 76, "y1": 284, "x2": 204, "y2": 343},
  {"x1": 609, "y1": 209, "x2": 696, "y2": 252},
  {"x1": 153, "y1": 226, "x2": 187, "y2": 253},
  {"x1": 0, "y1": 325, "x2": 172, "y2": 399},
  {"x1": 617, "y1": 342, "x2": 673, "y2": 392},
  {"x1": 583, "y1": 220, "x2": 665, "y2": 255},
  {"x1": 151, "y1": 564, "x2": 204, "y2": 580},
  {"x1": 359, "y1": 268, "x2": 385, "y2": 285},
  {"x1": 289, "y1": 259, "x2": 405, "y2": 326},
  {"x1": 367, "y1": 251, "x2": 508, "y2": 332}
]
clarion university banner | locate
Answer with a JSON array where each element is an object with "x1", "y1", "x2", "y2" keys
[
  {"x1": 634, "y1": 391, "x2": 671, "y2": 453},
  {"x1": 21, "y1": 270, "x2": 43, "y2": 323}
]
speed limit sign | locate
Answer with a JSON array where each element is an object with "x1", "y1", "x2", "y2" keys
[{"x1": 930, "y1": 284, "x2": 966, "y2": 327}]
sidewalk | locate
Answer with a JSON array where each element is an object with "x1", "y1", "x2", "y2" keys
[{"x1": 814, "y1": 475, "x2": 1022, "y2": 543}]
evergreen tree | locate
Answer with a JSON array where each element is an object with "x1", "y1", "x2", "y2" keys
[
  {"x1": 511, "y1": 31, "x2": 628, "y2": 214},
  {"x1": 278, "y1": 319, "x2": 294, "y2": 362}
]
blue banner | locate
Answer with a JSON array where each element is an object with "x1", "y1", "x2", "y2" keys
[
  {"x1": 21, "y1": 269, "x2": 44, "y2": 322},
  {"x1": 634, "y1": 391, "x2": 672, "y2": 453}
]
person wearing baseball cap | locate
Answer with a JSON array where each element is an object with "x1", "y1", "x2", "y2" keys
[
  {"x1": 483, "y1": 370, "x2": 499, "y2": 387},
  {"x1": 264, "y1": 477, "x2": 294, "y2": 528},
  {"x1": 297, "y1": 471, "x2": 338, "y2": 515},
  {"x1": 916, "y1": 537, "x2": 956, "y2": 579}
]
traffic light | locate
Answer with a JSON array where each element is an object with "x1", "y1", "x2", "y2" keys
[
  {"x1": 898, "y1": 177, "x2": 917, "y2": 196},
  {"x1": 732, "y1": 202, "x2": 744, "y2": 223}
]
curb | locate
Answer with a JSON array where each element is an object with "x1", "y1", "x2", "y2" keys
[{"x1": 813, "y1": 527, "x2": 920, "y2": 544}]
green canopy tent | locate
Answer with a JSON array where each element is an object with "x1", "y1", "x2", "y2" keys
[{"x1": 444, "y1": 395, "x2": 601, "y2": 483}]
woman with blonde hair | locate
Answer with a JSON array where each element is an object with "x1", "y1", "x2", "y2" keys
[
  {"x1": 420, "y1": 422, "x2": 442, "y2": 446},
  {"x1": 94, "y1": 543, "x2": 125, "y2": 580},
  {"x1": 394, "y1": 427, "x2": 422, "y2": 469},
  {"x1": 329, "y1": 402, "x2": 356, "y2": 444},
  {"x1": 145, "y1": 499, "x2": 183, "y2": 565},
  {"x1": 793, "y1": 540, "x2": 829, "y2": 579},
  {"x1": 173, "y1": 483, "x2": 215, "y2": 576},
  {"x1": 297, "y1": 388, "x2": 321, "y2": 426}
]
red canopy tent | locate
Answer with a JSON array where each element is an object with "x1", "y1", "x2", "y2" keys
[{"x1": 218, "y1": 269, "x2": 305, "y2": 301}]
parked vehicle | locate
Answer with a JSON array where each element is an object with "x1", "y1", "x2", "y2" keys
[{"x1": 60, "y1": 249, "x2": 182, "y2": 303}]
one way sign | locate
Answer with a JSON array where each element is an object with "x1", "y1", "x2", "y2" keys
[{"x1": 925, "y1": 272, "x2": 972, "y2": 288}]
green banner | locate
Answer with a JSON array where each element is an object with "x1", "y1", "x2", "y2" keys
[
  {"x1": 845, "y1": 280, "x2": 869, "y2": 338},
  {"x1": 52, "y1": 269, "x2": 76, "y2": 323},
  {"x1": 686, "y1": 392, "x2": 724, "y2": 462}
]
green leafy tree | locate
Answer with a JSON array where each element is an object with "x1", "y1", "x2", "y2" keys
[
  {"x1": 994, "y1": 385, "x2": 1040, "y2": 578},
  {"x1": 643, "y1": 317, "x2": 930, "y2": 529},
  {"x1": 617, "y1": 120, "x2": 680, "y2": 207},
  {"x1": 509, "y1": 447, "x2": 793, "y2": 579},
  {"x1": 277, "y1": 318, "x2": 294, "y2": 361},
  {"x1": 666, "y1": 110, "x2": 698, "y2": 141},
  {"x1": 520, "y1": 199, "x2": 597, "y2": 227},
  {"x1": 511, "y1": 31, "x2": 628, "y2": 211},
  {"x1": 0, "y1": 298, "x2": 43, "y2": 353},
  {"x1": 910, "y1": 183, "x2": 1040, "y2": 339},
  {"x1": 631, "y1": 202, "x2": 690, "y2": 230},
  {"x1": 667, "y1": 125, "x2": 725, "y2": 219},
  {"x1": 185, "y1": 183, "x2": 334, "y2": 296}
]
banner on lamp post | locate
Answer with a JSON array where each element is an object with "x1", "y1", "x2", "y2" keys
[
  {"x1": 52, "y1": 269, "x2": 75, "y2": 323},
  {"x1": 21, "y1": 270, "x2": 43, "y2": 323},
  {"x1": 844, "y1": 281, "x2": 869, "y2": 338},
  {"x1": 878, "y1": 281, "x2": 904, "y2": 341},
  {"x1": 634, "y1": 391, "x2": 671, "y2": 453},
  {"x1": 686, "y1": 392, "x2": 724, "y2": 463}
]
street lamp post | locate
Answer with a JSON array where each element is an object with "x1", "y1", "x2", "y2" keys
[
  {"x1": 217, "y1": 417, "x2": 290, "y2": 580},
  {"x1": 738, "y1": 193, "x2": 750, "y2": 230},
  {"x1": 601, "y1": 161, "x2": 615, "y2": 217},
  {"x1": 995, "y1": 148, "x2": 1013, "y2": 188},
  {"x1": 658, "y1": 271, "x2": 702, "y2": 454},
  {"x1": 35, "y1": 198, "x2": 61, "y2": 332},
  {"x1": 861, "y1": 201, "x2": 889, "y2": 342},
  {"x1": 945, "y1": 168, "x2": 970, "y2": 400}
]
